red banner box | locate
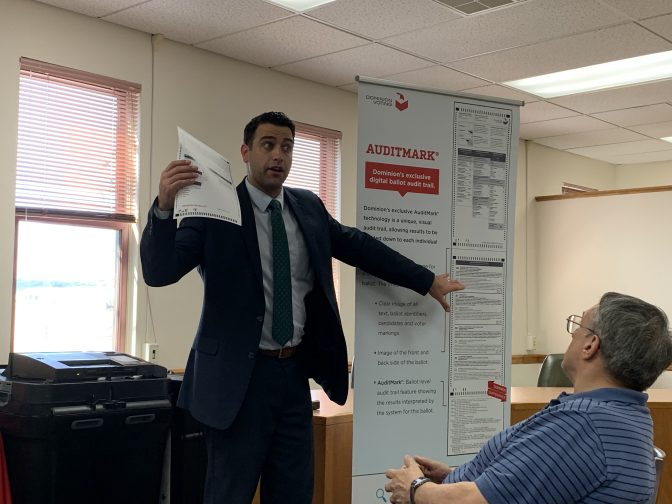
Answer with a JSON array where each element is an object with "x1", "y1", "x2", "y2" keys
[{"x1": 365, "y1": 162, "x2": 439, "y2": 197}]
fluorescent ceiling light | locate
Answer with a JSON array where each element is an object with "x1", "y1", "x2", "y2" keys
[
  {"x1": 266, "y1": 0, "x2": 336, "y2": 11},
  {"x1": 504, "y1": 50, "x2": 672, "y2": 98},
  {"x1": 661, "y1": 137, "x2": 672, "y2": 144}
]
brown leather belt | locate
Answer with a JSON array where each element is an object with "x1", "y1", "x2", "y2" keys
[{"x1": 259, "y1": 346, "x2": 299, "y2": 359}]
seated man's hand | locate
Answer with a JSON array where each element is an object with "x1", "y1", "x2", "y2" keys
[
  {"x1": 385, "y1": 455, "x2": 424, "y2": 504},
  {"x1": 414, "y1": 455, "x2": 452, "y2": 483}
]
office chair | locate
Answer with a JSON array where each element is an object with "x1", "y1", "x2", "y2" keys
[
  {"x1": 649, "y1": 446, "x2": 665, "y2": 504},
  {"x1": 536, "y1": 354, "x2": 573, "y2": 387}
]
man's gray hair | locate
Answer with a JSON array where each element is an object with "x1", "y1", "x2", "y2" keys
[{"x1": 593, "y1": 292, "x2": 672, "y2": 391}]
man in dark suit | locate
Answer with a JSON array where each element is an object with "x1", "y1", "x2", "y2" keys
[{"x1": 141, "y1": 111, "x2": 464, "y2": 504}]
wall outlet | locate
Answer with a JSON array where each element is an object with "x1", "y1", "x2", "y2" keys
[{"x1": 144, "y1": 343, "x2": 159, "y2": 363}]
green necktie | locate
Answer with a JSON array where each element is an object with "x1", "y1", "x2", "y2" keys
[{"x1": 268, "y1": 199, "x2": 294, "y2": 346}]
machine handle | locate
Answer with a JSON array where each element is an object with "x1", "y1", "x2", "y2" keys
[
  {"x1": 71, "y1": 418, "x2": 104, "y2": 430},
  {"x1": 125, "y1": 413, "x2": 156, "y2": 425}
]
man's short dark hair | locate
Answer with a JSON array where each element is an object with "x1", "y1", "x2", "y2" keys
[
  {"x1": 243, "y1": 111, "x2": 295, "y2": 147},
  {"x1": 594, "y1": 292, "x2": 672, "y2": 391}
]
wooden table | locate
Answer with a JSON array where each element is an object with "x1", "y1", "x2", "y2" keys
[
  {"x1": 311, "y1": 391, "x2": 354, "y2": 504},
  {"x1": 257, "y1": 387, "x2": 672, "y2": 504}
]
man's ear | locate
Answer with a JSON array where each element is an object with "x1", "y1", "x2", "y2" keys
[
  {"x1": 583, "y1": 334, "x2": 600, "y2": 359},
  {"x1": 241, "y1": 143, "x2": 249, "y2": 163}
]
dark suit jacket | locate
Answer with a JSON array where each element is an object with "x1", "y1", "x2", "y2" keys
[{"x1": 141, "y1": 181, "x2": 434, "y2": 429}]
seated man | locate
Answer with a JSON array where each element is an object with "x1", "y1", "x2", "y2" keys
[{"x1": 385, "y1": 292, "x2": 672, "y2": 504}]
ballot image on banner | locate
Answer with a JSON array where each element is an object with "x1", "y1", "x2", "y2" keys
[{"x1": 352, "y1": 78, "x2": 520, "y2": 500}]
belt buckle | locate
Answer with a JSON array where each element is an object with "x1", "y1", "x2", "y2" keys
[{"x1": 278, "y1": 346, "x2": 288, "y2": 358}]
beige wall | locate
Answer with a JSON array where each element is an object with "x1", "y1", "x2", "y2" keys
[
  {"x1": 522, "y1": 143, "x2": 615, "y2": 354},
  {"x1": 615, "y1": 160, "x2": 672, "y2": 188},
  {"x1": 2, "y1": 1, "x2": 671, "y2": 383}
]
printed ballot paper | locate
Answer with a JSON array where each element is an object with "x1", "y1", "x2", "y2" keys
[{"x1": 174, "y1": 127, "x2": 242, "y2": 225}]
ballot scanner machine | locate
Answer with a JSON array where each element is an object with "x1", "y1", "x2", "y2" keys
[{"x1": 0, "y1": 351, "x2": 171, "y2": 504}]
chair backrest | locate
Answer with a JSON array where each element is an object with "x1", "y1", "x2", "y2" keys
[
  {"x1": 649, "y1": 446, "x2": 666, "y2": 503},
  {"x1": 536, "y1": 354, "x2": 573, "y2": 387}
]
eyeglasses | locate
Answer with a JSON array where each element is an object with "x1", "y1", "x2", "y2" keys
[{"x1": 566, "y1": 314, "x2": 597, "y2": 335}]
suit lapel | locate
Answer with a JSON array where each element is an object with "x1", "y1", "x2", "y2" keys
[{"x1": 237, "y1": 181, "x2": 263, "y2": 287}]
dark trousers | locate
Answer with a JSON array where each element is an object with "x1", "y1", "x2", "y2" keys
[{"x1": 202, "y1": 354, "x2": 314, "y2": 504}]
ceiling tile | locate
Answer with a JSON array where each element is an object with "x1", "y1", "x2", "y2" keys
[
  {"x1": 592, "y1": 104, "x2": 672, "y2": 127},
  {"x1": 306, "y1": 0, "x2": 461, "y2": 40},
  {"x1": 383, "y1": 0, "x2": 628, "y2": 63},
  {"x1": 533, "y1": 128, "x2": 649, "y2": 150},
  {"x1": 640, "y1": 13, "x2": 672, "y2": 40},
  {"x1": 520, "y1": 101, "x2": 579, "y2": 123},
  {"x1": 520, "y1": 116, "x2": 612, "y2": 139},
  {"x1": 452, "y1": 2, "x2": 490, "y2": 14},
  {"x1": 273, "y1": 43, "x2": 431, "y2": 86},
  {"x1": 381, "y1": 65, "x2": 489, "y2": 92},
  {"x1": 550, "y1": 78, "x2": 672, "y2": 114},
  {"x1": 629, "y1": 121, "x2": 672, "y2": 138},
  {"x1": 36, "y1": 0, "x2": 144, "y2": 17},
  {"x1": 436, "y1": 0, "x2": 472, "y2": 6},
  {"x1": 568, "y1": 139, "x2": 672, "y2": 158},
  {"x1": 481, "y1": 0, "x2": 517, "y2": 7},
  {"x1": 197, "y1": 17, "x2": 368, "y2": 67},
  {"x1": 103, "y1": 0, "x2": 293, "y2": 45},
  {"x1": 449, "y1": 23, "x2": 671, "y2": 82},
  {"x1": 463, "y1": 84, "x2": 540, "y2": 104},
  {"x1": 600, "y1": 0, "x2": 672, "y2": 20}
]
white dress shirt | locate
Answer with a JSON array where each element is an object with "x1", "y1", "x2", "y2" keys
[{"x1": 245, "y1": 179, "x2": 314, "y2": 350}]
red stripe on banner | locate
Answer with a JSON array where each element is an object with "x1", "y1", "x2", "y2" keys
[
  {"x1": 364, "y1": 162, "x2": 439, "y2": 197},
  {"x1": 487, "y1": 380, "x2": 508, "y2": 402}
]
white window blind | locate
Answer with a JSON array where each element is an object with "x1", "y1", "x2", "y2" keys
[
  {"x1": 287, "y1": 122, "x2": 341, "y2": 220},
  {"x1": 16, "y1": 58, "x2": 140, "y2": 221}
]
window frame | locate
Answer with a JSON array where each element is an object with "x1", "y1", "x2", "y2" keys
[
  {"x1": 12, "y1": 58, "x2": 139, "y2": 353},
  {"x1": 12, "y1": 212, "x2": 130, "y2": 353}
]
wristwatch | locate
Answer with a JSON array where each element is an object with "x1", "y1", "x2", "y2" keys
[{"x1": 409, "y1": 476, "x2": 431, "y2": 504}]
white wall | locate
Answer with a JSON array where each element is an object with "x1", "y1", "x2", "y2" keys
[
  {"x1": 536, "y1": 190, "x2": 672, "y2": 356},
  {"x1": 510, "y1": 140, "x2": 528, "y2": 355}
]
